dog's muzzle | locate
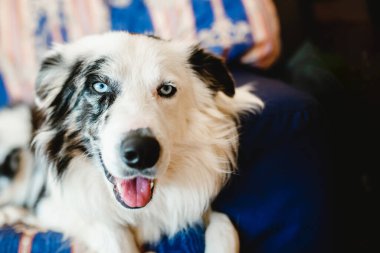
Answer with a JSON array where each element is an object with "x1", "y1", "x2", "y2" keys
[{"x1": 101, "y1": 128, "x2": 160, "y2": 209}]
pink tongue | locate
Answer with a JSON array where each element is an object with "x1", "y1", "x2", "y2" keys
[{"x1": 118, "y1": 177, "x2": 152, "y2": 208}]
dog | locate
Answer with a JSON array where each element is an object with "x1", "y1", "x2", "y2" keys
[{"x1": 0, "y1": 32, "x2": 263, "y2": 252}]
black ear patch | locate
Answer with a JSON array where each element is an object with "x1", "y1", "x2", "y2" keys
[
  {"x1": 188, "y1": 46, "x2": 235, "y2": 97},
  {"x1": 40, "y1": 53, "x2": 63, "y2": 72},
  {"x1": 36, "y1": 52, "x2": 64, "y2": 100}
]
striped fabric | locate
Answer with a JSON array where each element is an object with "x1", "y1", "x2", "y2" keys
[
  {"x1": 0, "y1": 0, "x2": 280, "y2": 105},
  {"x1": 0, "y1": 222, "x2": 205, "y2": 253},
  {"x1": 0, "y1": 0, "x2": 109, "y2": 104},
  {"x1": 0, "y1": 225, "x2": 72, "y2": 253}
]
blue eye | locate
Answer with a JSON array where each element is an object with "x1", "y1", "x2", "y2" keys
[{"x1": 93, "y1": 82, "x2": 110, "y2": 93}]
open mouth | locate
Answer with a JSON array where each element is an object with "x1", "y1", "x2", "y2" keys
[{"x1": 101, "y1": 156, "x2": 155, "y2": 209}]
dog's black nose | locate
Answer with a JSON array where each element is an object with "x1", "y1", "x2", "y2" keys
[{"x1": 120, "y1": 128, "x2": 160, "y2": 170}]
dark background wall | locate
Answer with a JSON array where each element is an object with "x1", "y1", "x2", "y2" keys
[{"x1": 271, "y1": 1, "x2": 380, "y2": 252}]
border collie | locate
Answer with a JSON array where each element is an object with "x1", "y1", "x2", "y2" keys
[{"x1": 0, "y1": 32, "x2": 263, "y2": 253}]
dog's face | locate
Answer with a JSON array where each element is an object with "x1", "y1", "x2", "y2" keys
[{"x1": 34, "y1": 32, "x2": 240, "y2": 210}]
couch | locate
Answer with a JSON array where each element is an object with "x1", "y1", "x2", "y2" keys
[
  {"x1": 0, "y1": 1, "x2": 331, "y2": 252},
  {"x1": 0, "y1": 66, "x2": 330, "y2": 253}
]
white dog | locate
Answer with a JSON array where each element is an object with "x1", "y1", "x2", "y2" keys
[{"x1": 0, "y1": 32, "x2": 262, "y2": 253}]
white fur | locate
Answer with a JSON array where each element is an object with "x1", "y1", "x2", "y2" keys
[
  {"x1": 1, "y1": 32, "x2": 263, "y2": 253},
  {"x1": 205, "y1": 212, "x2": 240, "y2": 253}
]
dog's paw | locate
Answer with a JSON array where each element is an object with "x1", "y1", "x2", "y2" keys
[
  {"x1": 205, "y1": 211, "x2": 239, "y2": 253},
  {"x1": 71, "y1": 240, "x2": 96, "y2": 253},
  {"x1": 0, "y1": 206, "x2": 29, "y2": 226}
]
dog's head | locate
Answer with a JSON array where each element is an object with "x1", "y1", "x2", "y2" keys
[{"x1": 34, "y1": 32, "x2": 261, "y2": 211}]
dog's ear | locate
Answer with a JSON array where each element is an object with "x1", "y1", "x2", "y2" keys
[
  {"x1": 188, "y1": 46, "x2": 235, "y2": 97},
  {"x1": 35, "y1": 48, "x2": 66, "y2": 107}
]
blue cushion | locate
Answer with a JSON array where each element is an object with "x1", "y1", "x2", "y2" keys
[
  {"x1": 144, "y1": 223, "x2": 205, "y2": 253},
  {"x1": 213, "y1": 68, "x2": 330, "y2": 253}
]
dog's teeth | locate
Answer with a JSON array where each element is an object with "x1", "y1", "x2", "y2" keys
[{"x1": 150, "y1": 181, "x2": 154, "y2": 190}]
